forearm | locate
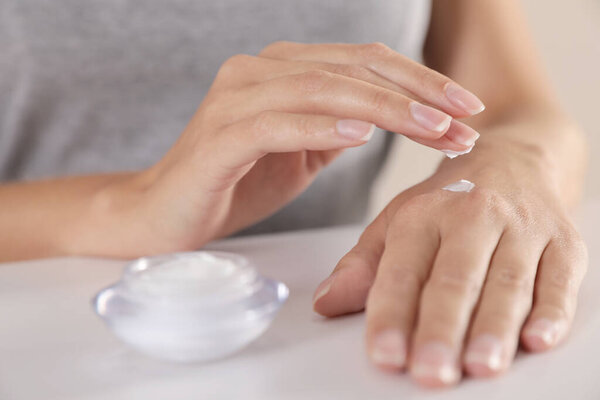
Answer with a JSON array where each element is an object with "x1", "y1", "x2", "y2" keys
[
  {"x1": 0, "y1": 172, "x2": 149, "y2": 261},
  {"x1": 425, "y1": 0, "x2": 588, "y2": 210}
]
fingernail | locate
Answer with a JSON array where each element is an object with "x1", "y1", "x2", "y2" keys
[
  {"x1": 464, "y1": 334, "x2": 504, "y2": 375},
  {"x1": 444, "y1": 120, "x2": 480, "y2": 146},
  {"x1": 409, "y1": 102, "x2": 452, "y2": 134},
  {"x1": 313, "y1": 273, "x2": 336, "y2": 305},
  {"x1": 336, "y1": 119, "x2": 376, "y2": 141},
  {"x1": 370, "y1": 329, "x2": 407, "y2": 368},
  {"x1": 411, "y1": 342, "x2": 460, "y2": 386},
  {"x1": 445, "y1": 82, "x2": 486, "y2": 115},
  {"x1": 523, "y1": 318, "x2": 563, "y2": 349},
  {"x1": 440, "y1": 145, "x2": 474, "y2": 159}
]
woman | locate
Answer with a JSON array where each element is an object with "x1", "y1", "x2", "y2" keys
[{"x1": 0, "y1": 0, "x2": 588, "y2": 388}]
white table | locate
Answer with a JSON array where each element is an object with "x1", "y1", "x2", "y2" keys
[{"x1": 2, "y1": 201, "x2": 600, "y2": 400}]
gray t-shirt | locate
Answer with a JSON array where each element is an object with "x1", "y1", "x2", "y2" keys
[{"x1": 0, "y1": 0, "x2": 431, "y2": 234}]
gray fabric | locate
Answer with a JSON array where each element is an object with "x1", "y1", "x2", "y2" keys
[{"x1": 0, "y1": 0, "x2": 431, "y2": 234}]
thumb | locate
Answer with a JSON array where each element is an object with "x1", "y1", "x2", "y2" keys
[
  {"x1": 213, "y1": 112, "x2": 375, "y2": 171},
  {"x1": 313, "y1": 211, "x2": 387, "y2": 317}
]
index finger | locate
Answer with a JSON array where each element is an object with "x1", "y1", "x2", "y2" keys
[{"x1": 260, "y1": 42, "x2": 485, "y2": 118}]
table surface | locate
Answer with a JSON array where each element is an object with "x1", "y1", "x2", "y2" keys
[{"x1": 1, "y1": 200, "x2": 600, "y2": 400}]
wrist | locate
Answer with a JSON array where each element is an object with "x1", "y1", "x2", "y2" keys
[
  {"x1": 434, "y1": 115, "x2": 587, "y2": 209},
  {"x1": 63, "y1": 172, "x2": 152, "y2": 258}
]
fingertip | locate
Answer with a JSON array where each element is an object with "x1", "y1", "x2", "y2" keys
[
  {"x1": 410, "y1": 342, "x2": 461, "y2": 388},
  {"x1": 464, "y1": 362, "x2": 502, "y2": 379},
  {"x1": 314, "y1": 217, "x2": 385, "y2": 317},
  {"x1": 312, "y1": 274, "x2": 336, "y2": 316},
  {"x1": 444, "y1": 120, "x2": 480, "y2": 148},
  {"x1": 312, "y1": 261, "x2": 376, "y2": 317},
  {"x1": 336, "y1": 119, "x2": 376, "y2": 142},
  {"x1": 520, "y1": 318, "x2": 567, "y2": 352},
  {"x1": 444, "y1": 82, "x2": 486, "y2": 117},
  {"x1": 368, "y1": 329, "x2": 407, "y2": 371},
  {"x1": 463, "y1": 335, "x2": 506, "y2": 378},
  {"x1": 312, "y1": 274, "x2": 335, "y2": 304},
  {"x1": 409, "y1": 102, "x2": 452, "y2": 138}
]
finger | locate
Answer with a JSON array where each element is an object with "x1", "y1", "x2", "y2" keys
[
  {"x1": 410, "y1": 193, "x2": 503, "y2": 387},
  {"x1": 463, "y1": 230, "x2": 543, "y2": 378},
  {"x1": 227, "y1": 71, "x2": 471, "y2": 144},
  {"x1": 412, "y1": 119, "x2": 480, "y2": 154},
  {"x1": 260, "y1": 41, "x2": 485, "y2": 118},
  {"x1": 312, "y1": 210, "x2": 387, "y2": 317},
  {"x1": 216, "y1": 55, "x2": 480, "y2": 154},
  {"x1": 520, "y1": 233, "x2": 588, "y2": 352},
  {"x1": 216, "y1": 54, "x2": 417, "y2": 99},
  {"x1": 211, "y1": 111, "x2": 375, "y2": 171},
  {"x1": 365, "y1": 197, "x2": 439, "y2": 371}
]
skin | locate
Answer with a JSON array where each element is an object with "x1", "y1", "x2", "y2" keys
[
  {"x1": 0, "y1": 43, "x2": 482, "y2": 260},
  {"x1": 0, "y1": 0, "x2": 588, "y2": 390},
  {"x1": 313, "y1": 0, "x2": 588, "y2": 388}
]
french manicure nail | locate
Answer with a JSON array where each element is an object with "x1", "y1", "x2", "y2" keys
[
  {"x1": 371, "y1": 329, "x2": 407, "y2": 368},
  {"x1": 409, "y1": 102, "x2": 452, "y2": 133},
  {"x1": 464, "y1": 334, "x2": 504, "y2": 374},
  {"x1": 411, "y1": 342, "x2": 460, "y2": 386},
  {"x1": 313, "y1": 273, "x2": 336, "y2": 305},
  {"x1": 440, "y1": 145, "x2": 474, "y2": 159},
  {"x1": 444, "y1": 120, "x2": 480, "y2": 147},
  {"x1": 445, "y1": 82, "x2": 486, "y2": 115},
  {"x1": 524, "y1": 318, "x2": 563, "y2": 348},
  {"x1": 336, "y1": 119, "x2": 376, "y2": 141}
]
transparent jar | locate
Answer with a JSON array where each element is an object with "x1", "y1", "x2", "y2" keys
[{"x1": 93, "y1": 251, "x2": 289, "y2": 362}]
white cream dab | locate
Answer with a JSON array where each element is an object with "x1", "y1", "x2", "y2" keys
[
  {"x1": 442, "y1": 179, "x2": 475, "y2": 193},
  {"x1": 441, "y1": 144, "x2": 474, "y2": 159}
]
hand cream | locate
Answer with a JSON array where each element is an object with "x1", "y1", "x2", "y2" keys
[
  {"x1": 440, "y1": 145, "x2": 474, "y2": 159},
  {"x1": 93, "y1": 251, "x2": 288, "y2": 362},
  {"x1": 442, "y1": 179, "x2": 475, "y2": 193}
]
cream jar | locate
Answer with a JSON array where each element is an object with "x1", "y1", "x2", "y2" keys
[{"x1": 93, "y1": 251, "x2": 288, "y2": 362}]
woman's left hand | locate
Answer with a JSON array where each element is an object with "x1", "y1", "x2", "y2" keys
[{"x1": 312, "y1": 136, "x2": 588, "y2": 387}]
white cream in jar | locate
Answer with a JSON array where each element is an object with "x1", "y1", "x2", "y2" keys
[{"x1": 93, "y1": 251, "x2": 288, "y2": 362}]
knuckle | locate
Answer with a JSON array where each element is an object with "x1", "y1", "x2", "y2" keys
[
  {"x1": 221, "y1": 54, "x2": 251, "y2": 71},
  {"x1": 413, "y1": 65, "x2": 435, "y2": 88},
  {"x1": 370, "y1": 89, "x2": 393, "y2": 115},
  {"x1": 488, "y1": 266, "x2": 533, "y2": 293},
  {"x1": 544, "y1": 262, "x2": 580, "y2": 296},
  {"x1": 337, "y1": 252, "x2": 377, "y2": 287},
  {"x1": 217, "y1": 54, "x2": 253, "y2": 81},
  {"x1": 550, "y1": 227, "x2": 589, "y2": 282},
  {"x1": 556, "y1": 226, "x2": 587, "y2": 257},
  {"x1": 388, "y1": 193, "x2": 436, "y2": 228},
  {"x1": 402, "y1": 192, "x2": 436, "y2": 212},
  {"x1": 375, "y1": 266, "x2": 424, "y2": 295},
  {"x1": 428, "y1": 267, "x2": 483, "y2": 299},
  {"x1": 250, "y1": 110, "x2": 277, "y2": 135},
  {"x1": 292, "y1": 70, "x2": 334, "y2": 94},
  {"x1": 461, "y1": 187, "x2": 508, "y2": 221},
  {"x1": 511, "y1": 202, "x2": 537, "y2": 228},
  {"x1": 475, "y1": 304, "x2": 528, "y2": 329},
  {"x1": 414, "y1": 66, "x2": 448, "y2": 93},
  {"x1": 361, "y1": 42, "x2": 393, "y2": 59},
  {"x1": 294, "y1": 115, "x2": 317, "y2": 138},
  {"x1": 259, "y1": 40, "x2": 292, "y2": 56},
  {"x1": 332, "y1": 64, "x2": 371, "y2": 80}
]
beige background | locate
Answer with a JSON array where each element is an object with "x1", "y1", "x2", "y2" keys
[{"x1": 369, "y1": 0, "x2": 600, "y2": 217}]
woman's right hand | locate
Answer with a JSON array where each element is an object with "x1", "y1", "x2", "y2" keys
[{"x1": 83, "y1": 42, "x2": 485, "y2": 257}]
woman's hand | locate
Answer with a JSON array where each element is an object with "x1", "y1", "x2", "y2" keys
[
  {"x1": 312, "y1": 130, "x2": 588, "y2": 387},
  {"x1": 81, "y1": 42, "x2": 484, "y2": 257}
]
